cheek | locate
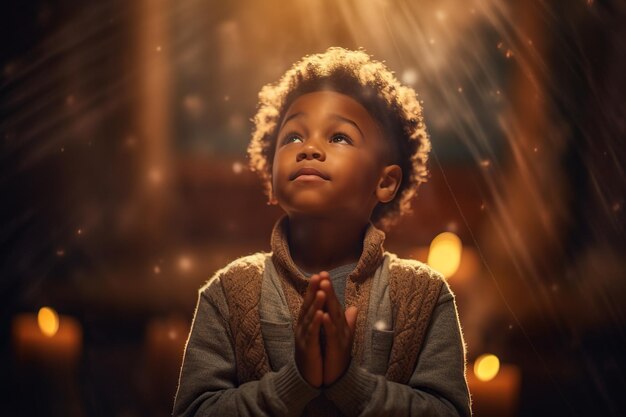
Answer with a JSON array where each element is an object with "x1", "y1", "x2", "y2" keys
[
  {"x1": 271, "y1": 149, "x2": 286, "y2": 180},
  {"x1": 337, "y1": 157, "x2": 381, "y2": 196},
  {"x1": 354, "y1": 152, "x2": 382, "y2": 183},
  {"x1": 271, "y1": 148, "x2": 293, "y2": 192}
]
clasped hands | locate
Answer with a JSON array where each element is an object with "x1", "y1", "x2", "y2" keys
[{"x1": 295, "y1": 271, "x2": 358, "y2": 388}]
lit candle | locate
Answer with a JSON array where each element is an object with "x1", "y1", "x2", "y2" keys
[
  {"x1": 467, "y1": 354, "x2": 521, "y2": 417},
  {"x1": 11, "y1": 307, "x2": 82, "y2": 370},
  {"x1": 11, "y1": 307, "x2": 84, "y2": 417}
]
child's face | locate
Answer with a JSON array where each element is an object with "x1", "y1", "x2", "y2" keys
[{"x1": 271, "y1": 90, "x2": 392, "y2": 223}]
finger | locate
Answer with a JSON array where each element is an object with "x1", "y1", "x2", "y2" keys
[
  {"x1": 317, "y1": 271, "x2": 330, "y2": 306},
  {"x1": 320, "y1": 279, "x2": 343, "y2": 324},
  {"x1": 312, "y1": 290, "x2": 326, "y2": 312},
  {"x1": 302, "y1": 290, "x2": 325, "y2": 331},
  {"x1": 318, "y1": 276, "x2": 333, "y2": 298},
  {"x1": 308, "y1": 309, "x2": 323, "y2": 340},
  {"x1": 305, "y1": 274, "x2": 321, "y2": 302},
  {"x1": 299, "y1": 274, "x2": 321, "y2": 321},
  {"x1": 322, "y1": 312, "x2": 338, "y2": 338},
  {"x1": 344, "y1": 306, "x2": 358, "y2": 336}
]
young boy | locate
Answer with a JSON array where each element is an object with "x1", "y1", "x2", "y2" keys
[{"x1": 173, "y1": 47, "x2": 471, "y2": 417}]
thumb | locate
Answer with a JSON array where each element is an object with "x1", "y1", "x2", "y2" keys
[{"x1": 345, "y1": 306, "x2": 358, "y2": 335}]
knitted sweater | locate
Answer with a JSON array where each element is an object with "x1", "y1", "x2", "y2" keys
[{"x1": 173, "y1": 215, "x2": 471, "y2": 416}]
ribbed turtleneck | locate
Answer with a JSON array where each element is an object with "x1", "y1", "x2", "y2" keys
[
  {"x1": 270, "y1": 214, "x2": 387, "y2": 296},
  {"x1": 270, "y1": 214, "x2": 387, "y2": 365}
]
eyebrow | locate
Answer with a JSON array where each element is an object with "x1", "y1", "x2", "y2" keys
[
  {"x1": 281, "y1": 112, "x2": 304, "y2": 130},
  {"x1": 280, "y1": 112, "x2": 365, "y2": 139},
  {"x1": 331, "y1": 114, "x2": 364, "y2": 139}
]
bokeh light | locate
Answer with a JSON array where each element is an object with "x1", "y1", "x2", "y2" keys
[
  {"x1": 474, "y1": 353, "x2": 501, "y2": 382},
  {"x1": 178, "y1": 256, "x2": 192, "y2": 272},
  {"x1": 1, "y1": 0, "x2": 623, "y2": 416},
  {"x1": 427, "y1": 232, "x2": 462, "y2": 278}
]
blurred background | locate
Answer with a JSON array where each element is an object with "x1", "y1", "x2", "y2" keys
[{"x1": 1, "y1": 0, "x2": 624, "y2": 416}]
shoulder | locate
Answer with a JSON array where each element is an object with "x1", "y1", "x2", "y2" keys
[
  {"x1": 200, "y1": 252, "x2": 270, "y2": 298},
  {"x1": 385, "y1": 251, "x2": 445, "y2": 281},
  {"x1": 385, "y1": 252, "x2": 452, "y2": 303}
]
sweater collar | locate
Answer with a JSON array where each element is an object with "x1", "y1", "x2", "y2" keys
[{"x1": 270, "y1": 214, "x2": 386, "y2": 293}]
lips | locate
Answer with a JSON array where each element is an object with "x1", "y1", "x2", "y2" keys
[{"x1": 290, "y1": 167, "x2": 330, "y2": 180}]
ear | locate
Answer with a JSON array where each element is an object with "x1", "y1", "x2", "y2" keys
[{"x1": 375, "y1": 165, "x2": 402, "y2": 203}]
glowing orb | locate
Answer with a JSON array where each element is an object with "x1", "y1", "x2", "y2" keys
[
  {"x1": 37, "y1": 307, "x2": 59, "y2": 337},
  {"x1": 474, "y1": 353, "x2": 500, "y2": 382},
  {"x1": 427, "y1": 232, "x2": 462, "y2": 278}
]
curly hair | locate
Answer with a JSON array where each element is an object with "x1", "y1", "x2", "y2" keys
[{"x1": 247, "y1": 47, "x2": 431, "y2": 231}]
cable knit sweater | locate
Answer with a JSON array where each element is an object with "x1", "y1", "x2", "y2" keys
[{"x1": 173, "y1": 215, "x2": 472, "y2": 416}]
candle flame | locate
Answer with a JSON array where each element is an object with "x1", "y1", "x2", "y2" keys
[
  {"x1": 37, "y1": 307, "x2": 59, "y2": 337},
  {"x1": 474, "y1": 353, "x2": 500, "y2": 382}
]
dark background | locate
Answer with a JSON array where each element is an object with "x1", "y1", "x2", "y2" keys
[{"x1": 1, "y1": 1, "x2": 625, "y2": 416}]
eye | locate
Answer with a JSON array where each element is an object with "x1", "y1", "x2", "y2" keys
[
  {"x1": 282, "y1": 132, "x2": 303, "y2": 145},
  {"x1": 330, "y1": 133, "x2": 352, "y2": 144}
]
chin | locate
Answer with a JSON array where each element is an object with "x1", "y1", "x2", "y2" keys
[
  {"x1": 282, "y1": 201, "x2": 335, "y2": 217},
  {"x1": 278, "y1": 191, "x2": 329, "y2": 207}
]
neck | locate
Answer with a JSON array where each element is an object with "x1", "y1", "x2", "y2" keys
[{"x1": 286, "y1": 214, "x2": 368, "y2": 274}]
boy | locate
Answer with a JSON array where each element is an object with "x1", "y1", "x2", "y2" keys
[{"x1": 173, "y1": 47, "x2": 471, "y2": 416}]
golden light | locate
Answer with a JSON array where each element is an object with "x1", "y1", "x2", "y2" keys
[
  {"x1": 148, "y1": 167, "x2": 163, "y2": 185},
  {"x1": 178, "y1": 256, "x2": 192, "y2": 271},
  {"x1": 401, "y1": 68, "x2": 418, "y2": 85},
  {"x1": 427, "y1": 231, "x2": 462, "y2": 278},
  {"x1": 232, "y1": 161, "x2": 244, "y2": 174},
  {"x1": 183, "y1": 95, "x2": 203, "y2": 115},
  {"x1": 474, "y1": 353, "x2": 500, "y2": 382},
  {"x1": 37, "y1": 307, "x2": 59, "y2": 337}
]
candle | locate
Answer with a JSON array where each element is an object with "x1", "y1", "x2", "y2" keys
[
  {"x1": 12, "y1": 307, "x2": 82, "y2": 370},
  {"x1": 11, "y1": 307, "x2": 84, "y2": 417},
  {"x1": 468, "y1": 354, "x2": 521, "y2": 417}
]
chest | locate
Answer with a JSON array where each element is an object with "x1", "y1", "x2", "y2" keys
[{"x1": 259, "y1": 260, "x2": 394, "y2": 376}]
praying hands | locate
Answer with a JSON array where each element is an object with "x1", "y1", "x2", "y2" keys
[{"x1": 294, "y1": 271, "x2": 358, "y2": 388}]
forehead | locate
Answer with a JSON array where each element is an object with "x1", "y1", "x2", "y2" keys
[{"x1": 282, "y1": 90, "x2": 379, "y2": 128}]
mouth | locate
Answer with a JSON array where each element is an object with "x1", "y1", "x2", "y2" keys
[{"x1": 290, "y1": 167, "x2": 330, "y2": 181}]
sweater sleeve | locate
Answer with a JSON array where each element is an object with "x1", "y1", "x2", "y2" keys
[
  {"x1": 324, "y1": 283, "x2": 472, "y2": 417},
  {"x1": 172, "y1": 276, "x2": 320, "y2": 417}
]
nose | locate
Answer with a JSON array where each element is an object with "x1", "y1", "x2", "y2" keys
[{"x1": 296, "y1": 137, "x2": 326, "y2": 162}]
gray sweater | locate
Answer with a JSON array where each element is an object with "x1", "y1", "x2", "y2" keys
[{"x1": 173, "y1": 252, "x2": 471, "y2": 416}]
